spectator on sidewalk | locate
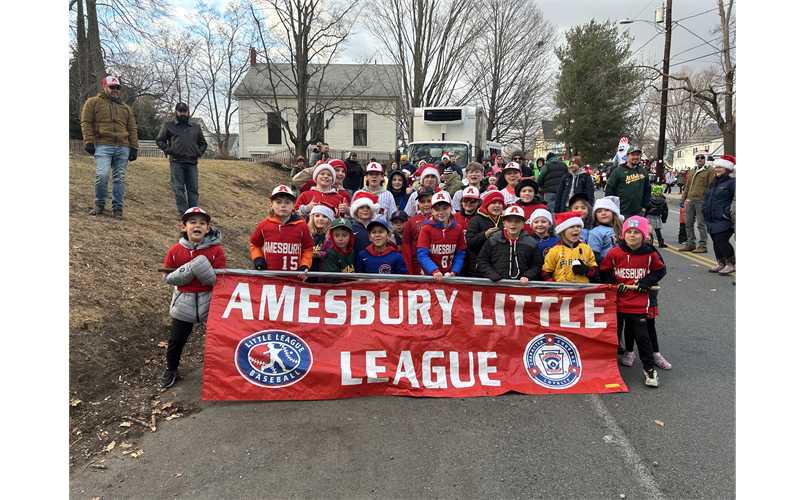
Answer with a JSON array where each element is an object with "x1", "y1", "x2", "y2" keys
[
  {"x1": 702, "y1": 155, "x2": 737, "y2": 274},
  {"x1": 678, "y1": 153, "x2": 715, "y2": 253},
  {"x1": 605, "y1": 146, "x2": 651, "y2": 219}
]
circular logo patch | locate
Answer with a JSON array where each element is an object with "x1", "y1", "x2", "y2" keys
[
  {"x1": 523, "y1": 334, "x2": 582, "y2": 389},
  {"x1": 235, "y1": 330, "x2": 312, "y2": 388}
]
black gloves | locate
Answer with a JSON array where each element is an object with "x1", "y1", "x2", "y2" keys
[
  {"x1": 253, "y1": 257, "x2": 267, "y2": 270},
  {"x1": 636, "y1": 281, "x2": 652, "y2": 293},
  {"x1": 85, "y1": 143, "x2": 95, "y2": 155},
  {"x1": 617, "y1": 283, "x2": 630, "y2": 293},
  {"x1": 128, "y1": 149, "x2": 138, "y2": 162},
  {"x1": 572, "y1": 263, "x2": 590, "y2": 276}
]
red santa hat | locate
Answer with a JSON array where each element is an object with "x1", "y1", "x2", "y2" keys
[
  {"x1": 442, "y1": 152, "x2": 451, "y2": 162},
  {"x1": 554, "y1": 211, "x2": 584, "y2": 235},
  {"x1": 350, "y1": 191, "x2": 380, "y2": 219},
  {"x1": 420, "y1": 166, "x2": 441, "y2": 182},
  {"x1": 714, "y1": 155, "x2": 735, "y2": 170},
  {"x1": 328, "y1": 159, "x2": 347, "y2": 172}
]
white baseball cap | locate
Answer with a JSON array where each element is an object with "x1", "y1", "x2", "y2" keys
[
  {"x1": 502, "y1": 205, "x2": 526, "y2": 220},
  {"x1": 366, "y1": 162, "x2": 384, "y2": 173},
  {"x1": 461, "y1": 186, "x2": 481, "y2": 200},
  {"x1": 430, "y1": 191, "x2": 452, "y2": 207},
  {"x1": 271, "y1": 185, "x2": 294, "y2": 198}
]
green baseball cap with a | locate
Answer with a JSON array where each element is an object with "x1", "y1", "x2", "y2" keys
[
  {"x1": 331, "y1": 217, "x2": 353, "y2": 232},
  {"x1": 626, "y1": 146, "x2": 643, "y2": 155}
]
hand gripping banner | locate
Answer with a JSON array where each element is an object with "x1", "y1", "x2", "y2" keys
[{"x1": 202, "y1": 274, "x2": 627, "y2": 400}]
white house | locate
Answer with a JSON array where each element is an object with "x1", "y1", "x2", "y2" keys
[
  {"x1": 670, "y1": 124, "x2": 724, "y2": 171},
  {"x1": 234, "y1": 63, "x2": 402, "y2": 160}
]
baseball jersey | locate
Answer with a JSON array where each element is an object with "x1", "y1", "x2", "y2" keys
[
  {"x1": 249, "y1": 214, "x2": 314, "y2": 271},
  {"x1": 416, "y1": 215, "x2": 468, "y2": 275}
]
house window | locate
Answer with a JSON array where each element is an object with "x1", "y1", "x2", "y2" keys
[
  {"x1": 267, "y1": 113, "x2": 282, "y2": 145},
  {"x1": 310, "y1": 113, "x2": 325, "y2": 143},
  {"x1": 353, "y1": 113, "x2": 368, "y2": 147}
]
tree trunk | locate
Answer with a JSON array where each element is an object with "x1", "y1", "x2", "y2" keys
[{"x1": 85, "y1": 0, "x2": 106, "y2": 92}]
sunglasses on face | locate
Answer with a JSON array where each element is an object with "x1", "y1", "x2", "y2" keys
[
  {"x1": 696, "y1": 156, "x2": 704, "y2": 160},
  {"x1": 108, "y1": 86, "x2": 121, "y2": 90}
]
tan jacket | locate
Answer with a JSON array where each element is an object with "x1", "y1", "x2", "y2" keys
[
  {"x1": 681, "y1": 166, "x2": 715, "y2": 202},
  {"x1": 81, "y1": 92, "x2": 139, "y2": 149}
]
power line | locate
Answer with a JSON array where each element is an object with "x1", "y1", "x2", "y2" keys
[
  {"x1": 675, "y1": 7, "x2": 719, "y2": 23},
  {"x1": 631, "y1": 0, "x2": 659, "y2": 21},
  {"x1": 674, "y1": 23, "x2": 721, "y2": 53},
  {"x1": 632, "y1": 31, "x2": 664, "y2": 57},
  {"x1": 670, "y1": 35, "x2": 723, "y2": 61},
  {"x1": 668, "y1": 47, "x2": 734, "y2": 69}
]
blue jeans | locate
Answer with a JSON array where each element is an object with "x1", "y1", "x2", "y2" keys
[
  {"x1": 170, "y1": 162, "x2": 200, "y2": 216},
  {"x1": 543, "y1": 192, "x2": 557, "y2": 214},
  {"x1": 94, "y1": 145, "x2": 130, "y2": 210}
]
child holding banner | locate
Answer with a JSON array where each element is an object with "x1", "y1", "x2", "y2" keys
[
  {"x1": 541, "y1": 211, "x2": 598, "y2": 283},
  {"x1": 356, "y1": 219, "x2": 408, "y2": 274},
  {"x1": 160, "y1": 207, "x2": 226, "y2": 388},
  {"x1": 250, "y1": 185, "x2": 314, "y2": 279},
  {"x1": 476, "y1": 205, "x2": 543, "y2": 284},
  {"x1": 416, "y1": 191, "x2": 467, "y2": 283},
  {"x1": 599, "y1": 216, "x2": 667, "y2": 387},
  {"x1": 643, "y1": 221, "x2": 672, "y2": 370}
]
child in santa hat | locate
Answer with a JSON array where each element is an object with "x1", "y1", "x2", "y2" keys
[
  {"x1": 293, "y1": 162, "x2": 350, "y2": 219},
  {"x1": 355, "y1": 162, "x2": 397, "y2": 221},
  {"x1": 404, "y1": 164, "x2": 443, "y2": 218},
  {"x1": 477, "y1": 205, "x2": 543, "y2": 285},
  {"x1": 541, "y1": 211, "x2": 598, "y2": 283},
  {"x1": 350, "y1": 191, "x2": 381, "y2": 254}
]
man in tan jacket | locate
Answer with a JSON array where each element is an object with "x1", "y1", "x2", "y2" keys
[
  {"x1": 81, "y1": 76, "x2": 139, "y2": 220},
  {"x1": 679, "y1": 153, "x2": 715, "y2": 252}
]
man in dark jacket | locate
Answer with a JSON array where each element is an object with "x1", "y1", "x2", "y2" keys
[
  {"x1": 554, "y1": 156, "x2": 595, "y2": 213},
  {"x1": 343, "y1": 152, "x2": 364, "y2": 195},
  {"x1": 536, "y1": 152, "x2": 568, "y2": 214},
  {"x1": 156, "y1": 103, "x2": 208, "y2": 218},
  {"x1": 511, "y1": 150, "x2": 533, "y2": 178}
]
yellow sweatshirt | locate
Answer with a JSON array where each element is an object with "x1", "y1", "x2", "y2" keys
[{"x1": 542, "y1": 241, "x2": 598, "y2": 283}]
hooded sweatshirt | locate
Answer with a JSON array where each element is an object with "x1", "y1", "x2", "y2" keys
[
  {"x1": 477, "y1": 229, "x2": 543, "y2": 282},
  {"x1": 416, "y1": 214, "x2": 467, "y2": 275},
  {"x1": 357, "y1": 242, "x2": 408, "y2": 274},
  {"x1": 387, "y1": 170, "x2": 409, "y2": 211},
  {"x1": 294, "y1": 186, "x2": 349, "y2": 218},
  {"x1": 249, "y1": 213, "x2": 314, "y2": 272},
  {"x1": 541, "y1": 239, "x2": 598, "y2": 283},
  {"x1": 599, "y1": 240, "x2": 666, "y2": 314}
]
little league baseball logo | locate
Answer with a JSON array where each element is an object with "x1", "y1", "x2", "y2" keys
[
  {"x1": 523, "y1": 334, "x2": 582, "y2": 389},
  {"x1": 235, "y1": 330, "x2": 312, "y2": 388}
]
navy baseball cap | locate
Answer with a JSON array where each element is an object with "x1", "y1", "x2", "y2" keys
[
  {"x1": 367, "y1": 218, "x2": 392, "y2": 233},
  {"x1": 390, "y1": 210, "x2": 409, "y2": 222}
]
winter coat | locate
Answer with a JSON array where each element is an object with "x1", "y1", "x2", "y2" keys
[
  {"x1": 343, "y1": 158, "x2": 365, "y2": 191},
  {"x1": 163, "y1": 226, "x2": 226, "y2": 323},
  {"x1": 464, "y1": 209, "x2": 502, "y2": 276},
  {"x1": 80, "y1": 91, "x2": 139, "y2": 149},
  {"x1": 681, "y1": 166, "x2": 715, "y2": 202},
  {"x1": 536, "y1": 157, "x2": 568, "y2": 194},
  {"x1": 476, "y1": 230, "x2": 543, "y2": 282},
  {"x1": 155, "y1": 118, "x2": 207, "y2": 164},
  {"x1": 646, "y1": 194, "x2": 669, "y2": 222},
  {"x1": 554, "y1": 171, "x2": 595, "y2": 213},
  {"x1": 605, "y1": 164, "x2": 651, "y2": 217},
  {"x1": 587, "y1": 225, "x2": 619, "y2": 264},
  {"x1": 441, "y1": 172, "x2": 465, "y2": 197},
  {"x1": 599, "y1": 240, "x2": 667, "y2": 314},
  {"x1": 702, "y1": 174, "x2": 736, "y2": 235}
]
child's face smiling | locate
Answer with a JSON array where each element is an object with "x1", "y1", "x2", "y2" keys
[
  {"x1": 461, "y1": 197, "x2": 480, "y2": 215},
  {"x1": 369, "y1": 227, "x2": 389, "y2": 248},
  {"x1": 271, "y1": 196, "x2": 294, "y2": 219},
  {"x1": 431, "y1": 203, "x2": 451, "y2": 224},
  {"x1": 624, "y1": 228, "x2": 644, "y2": 249},
  {"x1": 466, "y1": 171, "x2": 482, "y2": 185},
  {"x1": 312, "y1": 212, "x2": 329, "y2": 231},
  {"x1": 505, "y1": 170, "x2": 521, "y2": 187},
  {"x1": 486, "y1": 201, "x2": 503, "y2": 216},
  {"x1": 334, "y1": 168, "x2": 346, "y2": 184},
  {"x1": 316, "y1": 171, "x2": 333, "y2": 188},
  {"x1": 422, "y1": 175, "x2": 438, "y2": 188},
  {"x1": 503, "y1": 217, "x2": 525, "y2": 236},
  {"x1": 182, "y1": 215, "x2": 210, "y2": 243},
  {"x1": 391, "y1": 176, "x2": 404, "y2": 190},
  {"x1": 570, "y1": 201, "x2": 589, "y2": 220},
  {"x1": 531, "y1": 216, "x2": 551, "y2": 236}
]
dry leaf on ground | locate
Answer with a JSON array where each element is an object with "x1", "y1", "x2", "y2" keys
[
  {"x1": 175, "y1": 473, "x2": 183, "y2": 477},
  {"x1": 70, "y1": 398, "x2": 82, "y2": 407},
  {"x1": 119, "y1": 421, "x2": 132, "y2": 428},
  {"x1": 102, "y1": 441, "x2": 116, "y2": 452},
  {"x1": 157, "y1": 341, "x2": 169, "y2": 348},
  {"x1": 654, "y1": 420, "x2": 664, "y2": 426}
]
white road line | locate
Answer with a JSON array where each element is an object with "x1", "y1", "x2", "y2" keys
[{"x1": 586, "y1": 394, "x2": 665, "y2": 499}]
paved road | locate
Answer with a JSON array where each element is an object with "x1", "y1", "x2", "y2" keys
[{"x1": 69, "y1": 189, "x2": 736, "y2": 499}]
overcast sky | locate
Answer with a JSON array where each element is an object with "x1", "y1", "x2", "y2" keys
[{"x1": 343, "y1": 0, "x2": 728, "y2": 74}]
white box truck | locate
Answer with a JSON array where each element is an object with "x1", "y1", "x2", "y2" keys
[{"x1": 407, "y1": 106, "x2": 502, "y2": 168}]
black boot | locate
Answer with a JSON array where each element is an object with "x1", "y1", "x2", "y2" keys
[{"x1": 656, "y1": 229, "x2": 667, "y2": 248}]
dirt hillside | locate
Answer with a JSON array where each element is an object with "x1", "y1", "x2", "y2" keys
[{"x1": 68, "y1": 154, "x2": 289, "y2": 466}]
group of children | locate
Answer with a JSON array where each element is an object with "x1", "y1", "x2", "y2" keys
[{"x1": 158, "y1": 158, "x2": 671, "y2": 390}]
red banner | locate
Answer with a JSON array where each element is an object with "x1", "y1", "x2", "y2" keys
[{"x1": 202, "y1": 275, "x2": 628, "y2": 400}]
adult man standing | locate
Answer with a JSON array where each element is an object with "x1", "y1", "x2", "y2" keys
[
  {"x1": 536, "y1": 152, "x2": 568, "y2": 214},
  {"x1": 156, "y1": 103, "x2": 208, "y2": 218},
  {"x1": 81, "y1": 76, "x2": 139, "y2": 220},
  {"x1": 343, "y1": 151, "x2": 364, "y2": 195},
  {"x1": 678, "y1": 153, "x2": 715, "y2": 252},
  {"x1": 481, "y1": 156, "x2": 492, "y2": 176},
  {"x1": 313, "y1": 142, "x2": 330, "y2": 163},
  {"x1": 605, "y1": 146, "x2": 651, "y2": 219},
  {"x1": 511, "y1": 150, "x2": 533, "y2": 178}
]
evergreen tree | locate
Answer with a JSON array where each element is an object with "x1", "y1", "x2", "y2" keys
[{"x1": 554, "y1": 20, "x2": 641, "y2": 163}]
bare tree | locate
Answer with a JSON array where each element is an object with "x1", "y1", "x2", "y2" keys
[
  {"x1": 659, "y1": 66, "x2": 712, "y2": 149},
  {"x1": 458, "y1": 0, "x2": 557, "y2": 146},
  {"x1": 244, "y1": 0, "x2": 382, "y2": 158},
  {"x1": 363, "y1": 0, "x2": 482, "y2": 142}
]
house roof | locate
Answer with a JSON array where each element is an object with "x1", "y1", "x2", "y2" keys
[{"x1": 234, "y1": 63, "x2": 402, "y2": 99}]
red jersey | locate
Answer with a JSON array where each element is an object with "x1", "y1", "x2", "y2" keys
[
  {"x1": 416, "y1": 215, "x2": 468, "y2": 275},
  {"x1": 294, "y1": 188, "x2": 349, "y2": 218},
  {"x1": 249, "y1": 214, "x2": 315, "y2": 271},
  {"x1": 599, "y1": 243, "x2": 666, "y2": 314},
  {"x1": 454, "y1": 211, "x2": 476, "y2": 236},
  {"x1": 401, "y1": 213, "x2": 428, "y2": 275}
]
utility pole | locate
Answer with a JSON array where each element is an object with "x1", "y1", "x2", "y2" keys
[{"x1": 655, "y1": 0, "x2": 672, "y2": 183}]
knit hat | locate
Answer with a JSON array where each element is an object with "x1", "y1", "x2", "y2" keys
[
  {"x1": 313, "y1": 163, "x2": 336, "y2": 183},
  {"x1": 350, "y1": 191, "x2": 380, "y2": 219},
  {"x1": 623, "y1": 215, "x2": 649, "y2": 242},
  {"x1": 593, "y1": 196, "x2": 621, "y2": 217},
  {"x1": 527, "y1": 208, "x2": 553, "y2": 225},
  {"x1": 296, "y1": 155, "x2": 306, "y2": 163},
  {"x1": 481, "y1": 190, "x2": 505, "y2": 211},
  {"x1": 271, "y1": 185, "x2": 295, "y2": 200},
  {"x1": 651, "y1": 184, "x2": 664, "y2": 195},
  {"x1": 570, "y1": 156, "x2": 582, "y2": 167},
  {"x1": 502, "y1": 205, "x2": 526, "y2": 221},
  {"x1": 310, "y1": 205, "x2": 335, "y2": 221},
  {"x1": 181, "y1": 206, "x2": 211, "y2": 223},
  {"x1": 714, "y1": 155, "x2": 736, "y2": 170},
  {"x1": 328, "y1": 159, "x2": 347, "y2": 172},
  {"x1": 554, "y1": 211, "x2": 583, "y2": 235},
  {"x1": 514, "y1": 179, "x2": 538, "y2": 198},
  {"x1": 365, "y1": 162, "x2": 384, "y2": 174},
  {"x1": 443, "y1": 165, "x2": 454, "y2": 175},
  {"x1": 430, "y1": 191, "x2": 452, "y2": 207},
  {"x1": 400, "y1": 154, "x2": 408, "y2": 161},
  {"x1": 461, "y1": 186, "x2": 481, "y2": 200}
]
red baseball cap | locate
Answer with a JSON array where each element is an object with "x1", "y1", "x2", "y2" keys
[
  {"x1": 102, "y1": 76, "x2": 121, "y2": 87},
  {"x1": 181, "y1": 207, "x2": 211, "y2": 223}
]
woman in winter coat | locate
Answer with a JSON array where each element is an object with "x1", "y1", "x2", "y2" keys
[{"x1": 702, "y1": 155, "x2": 736, "y2": 275}]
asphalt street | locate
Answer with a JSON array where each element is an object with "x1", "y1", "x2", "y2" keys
[{"x1": 69, "y1": 189, "x2": 737, "y2": 499}]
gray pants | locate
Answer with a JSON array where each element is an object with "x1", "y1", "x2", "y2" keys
[{"x1": 685, "y1": 200, "x2": 708, "y2": 247}]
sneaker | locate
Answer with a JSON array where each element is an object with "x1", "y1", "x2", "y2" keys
[
  {"x1": 160, "y1": 368, "x2": 178, "y2": 388},
  {"x1": 644, "y1": 369, "x2": 659, "y2": 387},
  {"x1": 679, "y1": 245, "x2": 695, "y2": 252},
  {"x1": 113, "y1": 209, "x2": 123, "y2": 220},
  {"x1": 719, "y1": 263, "x2": 735, "y2": 275},
  {"x1": 620, "y1": 351, "x2": 635, "y2": 367},
  {"x1": 89, "y1": 204, "x2": 104, "y2": 215},
  {"x1": 653, "y1": 352, "x2": 672, "y2": 370},
  {"x1": 692, "y1": 246, "x2": 708, "y2": 253},
  {"x1": 709, "y1": 261, "x2": 725, "y2": 273}
]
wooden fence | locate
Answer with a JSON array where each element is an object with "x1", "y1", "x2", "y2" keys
[
  {"x1": 69, "y1": 139, "x2": 255, "y2": 161},
  {"x1": 252, "y1": 146, "x2": 397, "y2": 167}
]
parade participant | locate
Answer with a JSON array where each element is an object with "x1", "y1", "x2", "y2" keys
[
  {"x1": 401, "y1": 186, "x2": 434, "y2": 275},
  {"x1": 587, "y1": 196, "x2": 623, "y2": 264},
  {"x1": 612, "y1": 137, "x2": 629, "y2": 167},
  {"x1": 250, "y1": 185, "x2": 313, "y2": 279},
  {"x1": 646, "y1": 184, "x2": 669, "y2": 248},
  {"x1": 292, "y1": 159, "x2": 351, "y2": 211},
  {"x1": 679, "y1": 153, "x2": 716, "y2": 253},
  {"x1": 567, "y1": 193, "x2": 593, "y2": 243},
  {"x1": 465, "y1": 190, "x2": 505, "y2": 277},
  {"x1": 306, "y1": 205, "x2": 335, "y2": 281},
  {"x1": 476, "y1": 205, "x2": 543, "y2": 285},
  {"x1": 355, "y1": 162, "x2": 397, "y2": 221},
  {"x1": 452, "y1": 162, "x2": 487, "y2": 210},
  {"x1": 514, "y1": 179, "x2": 548, "y2": 234},
  {"x1": 160, "y1": 207, "x2": 225, "y2": 388},
  {"x1": 541, "y1": 211, "x2": 598, "y2": 283},
  {"x1": 536, "y1": 152, "x2": 567, "y2": 214},
  {"x1": 605, "y1": 146, "x2": 651, "y2": 219},
  {"x1": 82, "y1": 76, "x2": 139, "y2": 220},
  {"x1": 343, "y1": 152, "x2": 364, "y2": 195},
  {"x1": 496, "y1": 162, "x2": 523, "y2": 206},
  {"x1": 404, "y1": 164, "x2": 441, "y2": 217},
  {"x1": 294, "y1": 163, "x2": 349, "y2": 219},
  {"x1": 320, "y1": 217, "x2": 356, "y2": 284},
  {"x1": 702, "y1": 155, "x2": 736, "y2": 274},
  {"x1": 350, "y1": 191, "x2": 381, "y2": 254},
  {"x1": 356, "y1": 219, "x2": 408, "y2": 274},
  {"x1": 389, "y1": 210, "x2": 408, "y2": 247},
  {"x1": 416, "y1": 191, "x2": 467, "y2": 283},
  {"x1": 528, "y1": 209, "x2": 558, "y2": 259},
  {"x1": 599, "y1": 216, "x2": 667, "y2": 387},
  {"x1": 387, "y1": 170, "x2": 410, "y2": 211},
  {"x1": 555, "y1": 156, "x2": 595, "y2": 214}
]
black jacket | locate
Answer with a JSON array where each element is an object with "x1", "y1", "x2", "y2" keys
[
  {"x1": 539, "y1": 159, "x2": 568, "y2": 194},
  {"x1": 646, "y1": 194, "x2": 669, "y2": 222},
  {"x1": 476, "y1": 230, "x2": 544, "y2": 282},
  {"x1": 464, "y1": 210, "x2": 502, "y2": 276},
  {"x1": 156, "y1": 118, "x2": 207, "y2": 164},
  {"x1": 343, "y1": 158, "x2": 365, "y2": 190},
  {"x1": 555, "y1": 171, "x2": 595, "y2": 212}
]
